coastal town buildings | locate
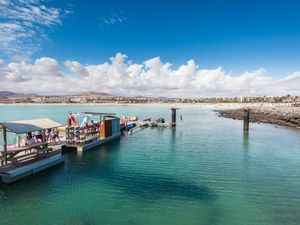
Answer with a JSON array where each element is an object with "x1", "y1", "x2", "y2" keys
[{"x1": 0, "y1": 92, "x2": 299, "y2": 105}]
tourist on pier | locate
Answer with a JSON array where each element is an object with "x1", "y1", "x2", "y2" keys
[
  {"x1": 50, "y1": 128, "x2": 60, "y2": 145},
  {"x1": 45, "y1": 128, "x2": 52, "y2": 141},
  {"x1": 26, "y1": 132, "x2": 36, "y2": 145},
  {"x1": 34, "y1": 130, "x2": 43, "y2": 143}
]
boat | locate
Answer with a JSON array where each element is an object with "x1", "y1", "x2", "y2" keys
[{"x1": 157, "y1": 122, "x2": 170, "y2": 128}]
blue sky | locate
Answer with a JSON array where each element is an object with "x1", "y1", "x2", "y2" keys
[
  {"x1": 35, "y1": 0, "x2": 300, "y2": 76},
  {"x1": 0, "y1": 0, "x2": 299, "y2": 96}
]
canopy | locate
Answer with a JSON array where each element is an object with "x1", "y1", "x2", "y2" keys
[
  {"x1": 78, "y1": 112, "x2": 116, "y2": 116},
  {"x1": 0, "y1": 118, "x2": 62, "y2": 134}
]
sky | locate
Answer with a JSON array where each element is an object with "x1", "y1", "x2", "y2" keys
[{"x1": 0, "y1": 0, "x2": 299, "y2": 97}]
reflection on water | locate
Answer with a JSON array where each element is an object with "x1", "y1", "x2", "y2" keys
[{"x1": 243, "y1": 131, "x2": 249, "y2": 151}]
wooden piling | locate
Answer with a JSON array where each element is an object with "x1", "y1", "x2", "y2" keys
[
  {"x1": 3, "y1": 127, "x2": 7, "y2": 165},
  {"x1": 42, "y1": 129, "x2": 46, "y2": 143},
  {"x1": 243, "y1": 109, "x2": 250, "y2": 131},
  {"x1": 171, "y1": 108, "x2": 177, "y2": 127}
]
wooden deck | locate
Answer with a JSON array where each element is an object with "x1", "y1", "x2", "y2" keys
[
  {"x1": 0, "y1": 145, "x2": 65, "y2": 184},
  {"x1": 0, "y1": 146, "x2": 62, "y2": 173}
]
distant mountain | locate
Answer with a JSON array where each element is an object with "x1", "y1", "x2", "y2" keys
[
  {"x1": 79, "y1": 92, "x2": 111, "y2": 97},
  {"x1": 0, "y1": 91, "x2": 38, "y2": 98},
  {"x1": 0, "y1": 91, "x2": 16, "y2": 98}
]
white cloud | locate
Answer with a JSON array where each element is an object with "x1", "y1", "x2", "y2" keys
[
  {"x1": 101, "y1": 11, "x2": 127, "y2": 27},
  {"x1": 0, "y1": 53, "x2": 299, "y2": 97},
  {"x1": 1, "y1": 57, "x2": 62, "y2": 82},
  {"x1": 64, "y1": 60, "x2": 88, "y2": 76},
  {"x1": 0, "y1": 0, "x2": 8, "y2": 5},
  {"x1": 0, "y1": 0, "x2": 65, "y2": 59}
]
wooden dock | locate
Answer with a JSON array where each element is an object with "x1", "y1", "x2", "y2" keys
[
  {"x1": 64, "y1": 133, "x2": 120, "y2": 152},
  {"x1": 63, "y1": 112, "x2": 121, "y2": 152},
  {"x1": 0, "y1": 148, "x2": 65, "y2": 184},
  {"x1": 0, "y1": 118, "x2": 66, "y2": 184}
]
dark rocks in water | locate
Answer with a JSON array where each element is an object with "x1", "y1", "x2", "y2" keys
[{"x1": 216, "y1": 106, "x2": 300, "y2": 129}]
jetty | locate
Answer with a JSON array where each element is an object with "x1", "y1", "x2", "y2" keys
[
  {"x1": 64, "y1": 112, "x2": 121, "y2": 152},
  {"x1": 0, "y1": 109, "x2": 177, "y2": 183},
  {"x1": 0, "y1": 118, "x2": 65, "y2": 184},
  {"x1": 122, "y1": 108, "x2": 180, "y2": 134},
  {"x1": 216, "y1": 105, "x2": 300, "y2": 129}
]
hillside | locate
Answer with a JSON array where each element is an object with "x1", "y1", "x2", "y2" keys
[{"x1": 0, "y1": 91, "x2": 38, "y2": 98}]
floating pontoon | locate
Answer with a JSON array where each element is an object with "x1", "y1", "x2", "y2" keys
[
  {"x1": 0, "y1": 118, "x2": 65, "y2": 184},
  {"x1": 64, "y1": 112, "x2": 121, "y2": 152}
]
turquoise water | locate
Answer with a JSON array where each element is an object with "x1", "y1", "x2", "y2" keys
[{"x1": 0, "y1": 105, "x2": 300, "y2": 225}]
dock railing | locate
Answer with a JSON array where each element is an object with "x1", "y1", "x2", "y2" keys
[
  {"x1": 0, "y1": 142, "x2": 59, "y2": 167},
  {"x1": 0, "y1": 118, "x2": 63, "y2": 167}
]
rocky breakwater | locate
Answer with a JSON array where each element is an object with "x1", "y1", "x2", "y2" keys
[{"x1": 216, "y1": 106, "x2": 300, "y2": 129}]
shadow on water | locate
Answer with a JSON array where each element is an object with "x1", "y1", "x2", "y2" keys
[
  {"x1": 0, "y1": 131, "x2": 222, "y2": 225},
  {"x1": 0, "y1": 136, "x2": 216, "y2": 206},
  {"x1": 56, "y1": 140, "x2": 214, "y2": 200},
  {"x1": 73, "y1": 139, "x2": 217, "y2": 202},
  {"x1": 105, "y1": 170, "x2": 216, "y2": 201}
]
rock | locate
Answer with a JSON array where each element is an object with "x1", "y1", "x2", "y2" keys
[{"x1": 215, "y1": 106, "x2": 300, "y2": 129}]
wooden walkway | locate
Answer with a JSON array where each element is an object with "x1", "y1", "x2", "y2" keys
[{"x1": 0, "y1": 146, "x2": 62, "y2": 173}]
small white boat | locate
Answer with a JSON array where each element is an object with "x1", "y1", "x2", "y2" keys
[{"x1": 157, "y1": 122, "x2": 170, "y2": 128}]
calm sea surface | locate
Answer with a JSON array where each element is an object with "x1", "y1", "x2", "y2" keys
[{"x1": 0, "y1": 105, "x2": 300, "y2": 225}]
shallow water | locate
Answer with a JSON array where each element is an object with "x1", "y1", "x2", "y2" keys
[{"x1": 0, "y1": 105, "x2": 300, "y2": 225}]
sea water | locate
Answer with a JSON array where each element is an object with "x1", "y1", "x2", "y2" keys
[{"x1": 0, "y1": 104, "x2": 299, "y2": 225}]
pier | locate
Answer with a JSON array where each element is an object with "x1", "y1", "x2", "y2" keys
[
  {"x1": 0, "y1": 118, "x2": 65, "y2": 184},
  {"x1": 64, "y1": 112, "x2": 121, "y2": 152},
  {"x1": 0, "y1": 109, "x2": 177, "y2": 183}
]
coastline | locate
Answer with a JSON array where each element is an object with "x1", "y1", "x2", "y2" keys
[
  {"x1": 1, "y1": 102, "x2": 299, "y2": 129},
  {"x1": 0, "y1": 102, "x2": 296, "y2": 108},
  {"x1": 216, "y1": 105, "x2": 300, "y2": 129}
]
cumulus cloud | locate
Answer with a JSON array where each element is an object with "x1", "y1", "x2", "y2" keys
[
  {"x1": 0, "y1": 0, "x2": 67, "y2": 59},
  {"x1": 0, "y1": 53, "x2": 299, "y2": 97},
  {"x1": 64, "y1": 60, "x2": 88, "y2": 76},
  {"x1": 1, "y1": 57, "x2": 62, "y2": 82}
]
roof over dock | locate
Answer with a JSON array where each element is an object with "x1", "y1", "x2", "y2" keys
[
  {"x1": 0, "y1": 118, "x2": 62, "y2": 134},
  {"x1": 78, "y1": 112, "x2": 116, "y2": 116}
]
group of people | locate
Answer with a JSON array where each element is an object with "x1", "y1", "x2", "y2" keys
[
  {"x1": 46, "y1": 128, "x2": 61, "y2": 144},
  {"x1": 24, "y1": 128, "x2": 60, "y2": 146}
]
